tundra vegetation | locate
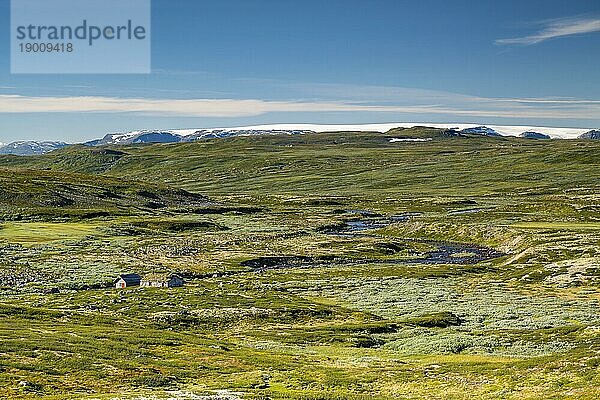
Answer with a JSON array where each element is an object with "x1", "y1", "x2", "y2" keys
[{"x1": 0, "y1": 127, "x2": 599, "y2": 399}]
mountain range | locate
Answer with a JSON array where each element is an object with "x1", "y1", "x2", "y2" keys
[
  {"x1": 84, "y1": 128, "x2": 316, "y2": 146},
  {"x1": 1, "y1": 124, "x2": 599, "y2": 156},
  {"x1": 0, "y1": 141, "x2": 69, "y2": 156}
]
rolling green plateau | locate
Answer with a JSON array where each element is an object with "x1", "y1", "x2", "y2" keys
[{"x1": 1, "y1": 127, "x2": 600, "y2": 399}]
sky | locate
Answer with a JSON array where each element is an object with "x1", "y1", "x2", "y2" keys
[{"x1": 1, "y1": 0, "x2": 600, "y2": 142}]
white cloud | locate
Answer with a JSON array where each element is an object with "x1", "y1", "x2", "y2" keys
[
  {"x1": 0, "y1": 91, "x2": 600, "y2": 121},
  {"x1": 0, "y1": 95, "x2": 353, "y2": 117},
  {"x1": 496, "y1": 17, "x2": 600, "y2": 45}
]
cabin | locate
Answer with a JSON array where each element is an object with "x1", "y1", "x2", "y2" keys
[
  {"x1": 114, "y1": 273, "x2": 141, "y2": 289},
  {"x1": 141, "y1": 273, "x2": 184, "y2": 288}
]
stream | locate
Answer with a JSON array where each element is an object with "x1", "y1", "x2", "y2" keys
[{"x1": 241, "y1": 211, "x2": 505, "y2": 272}]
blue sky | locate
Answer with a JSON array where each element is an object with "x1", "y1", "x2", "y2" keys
[{"x1": 1, "y1": 0, "x2": 600, "y2": 142}]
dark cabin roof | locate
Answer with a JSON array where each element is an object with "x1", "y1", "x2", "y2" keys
[{"x1": 114, "y1": 273, "x2": 141, "y2": 284}]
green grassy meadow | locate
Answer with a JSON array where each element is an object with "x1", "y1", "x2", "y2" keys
[{"x1": 0, "y1": 128, "x2": 599, "y2": 399}]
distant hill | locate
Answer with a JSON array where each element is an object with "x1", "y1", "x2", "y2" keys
[
  {"x1": 1, "y1": 129, "x2": 600, "y2": 201},
  {"x1": 460, "y1": 126, "x2": 502, "y2": 137},
  {"x1": 86, "y1": 131, "x2": 182, "y2": 146},
  {"x1": 579, "y1": 130, "x2": 600, "y2": 140},
  {"x1": 0, "y1": 167, "x2": 212, "y2": 219},
  {"x1": 386, "y1": 126, "x2": 461, "y2": 139},
  {"x1": 520, "y1": 131, "x2": 551, "y2": 140}
]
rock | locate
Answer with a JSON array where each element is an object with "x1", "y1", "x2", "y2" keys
[
  {"x1": 520, "y1": 131, "x2": 551, "y2": 139},
  {"x1": 460, "y1": 126, "x2": 502, "y2": 137}
]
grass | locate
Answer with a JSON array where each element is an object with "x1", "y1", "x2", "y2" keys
[
  {"x1": 0, "y1": 128, "x2": 599, "y2": 398},
  {"x1": 510, "y1": 222, "x2": 600, "y2": 230},
  {"x1": 0, "y1": 222, "x2": 100, "y2": 244}
]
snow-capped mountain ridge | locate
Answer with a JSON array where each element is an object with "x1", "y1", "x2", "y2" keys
[
  {"x1": 100, "y1": 123, "x2": 593, "y2": 143},
  {"x1": 86, "y1": 128, "x2": 317, "y2": 146},
  {"x1": 0, "y1": 141, "x2": 68, "y2": 156},
  {"x1": 2, "y1": 123, "x2": 599, "y2": 156}
]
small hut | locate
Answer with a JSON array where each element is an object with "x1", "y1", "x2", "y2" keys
[
  {"x1": 114, "y1": 274, "x2": 141, "y2": 289},
  {"x1": 141, "y1": 273, "x2": 184, "y2": 288}
]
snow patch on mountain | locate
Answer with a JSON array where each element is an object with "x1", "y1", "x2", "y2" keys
[{"x1": 389, "y1": 138, "x2": 433, "y2": 142}]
